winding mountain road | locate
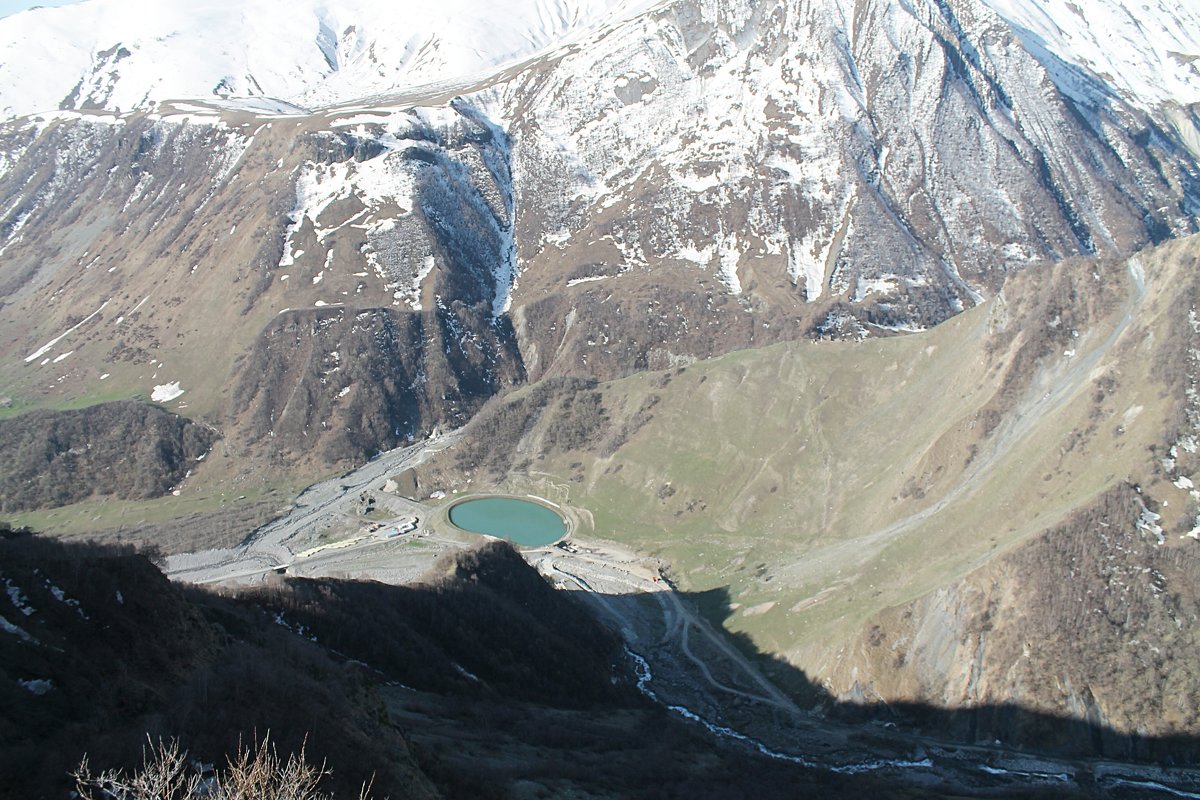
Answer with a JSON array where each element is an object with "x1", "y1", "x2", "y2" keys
[{"x1": 165, "y1": 430, "x2": 460, "y2": 584}]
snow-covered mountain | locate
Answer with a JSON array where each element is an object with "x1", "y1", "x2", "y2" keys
[
  {"x1": 0, "y1": 0, "x2": 1197, "y2": 120},
  {"x1": 984, "y1": 0, "x2": 1200, "y2": 108},
  {"x1": 984, "y1": 0, "x2": 1200, "y2": 155},
  {"x1": 0, "y1": 0, "x2": 663, "y2": 117},
  {"x1": 497, "y1": 0, "x2": 1199, "y2": 358},
  {"x1": 0, "y1": 0, "x2": 1197, "y2": 456}
]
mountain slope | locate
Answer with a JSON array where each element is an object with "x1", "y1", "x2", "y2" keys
[
  {"x1": 982, "y1": 0, "x2": 1200, "y2": 109},
  {"x1": 0, "y1": 107, "x2": 527, "y2": 480},
  {"x1": 411, "y1": 232, "x2": 1200, "y2": 752},
  {"x1": 832, "y1": 483, "x2": 1200, "y2": 760},
  {"x1": 501, "y1": 0, "x2": 1197, "y2": 363},
  {"x1": 1, "y1": 0, "x2": 1195, "y2": 487}
]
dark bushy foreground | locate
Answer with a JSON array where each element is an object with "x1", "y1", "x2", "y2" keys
[
  {"x1": 0, "y1": 535, "x2": 433, "y2": 800},
  {"x1": 2, "y1": 534, "x2": 1035, "y2": 800}
]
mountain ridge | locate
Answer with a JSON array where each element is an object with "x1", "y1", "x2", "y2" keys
[{"x1": 0, "y1": 0, "x2": 1196, "y2": 120}]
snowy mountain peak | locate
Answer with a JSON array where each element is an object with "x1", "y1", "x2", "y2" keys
[
  {"x1": 0, "y1": 0, "x2": 1196, "y2": 121},
  {"x1": 0, "y1": 0, "x2": 665, "y2": 118}
]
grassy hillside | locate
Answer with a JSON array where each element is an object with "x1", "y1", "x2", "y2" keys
[{"x1": 416, "y1": 235, "x2": 1200, "y2": 707}]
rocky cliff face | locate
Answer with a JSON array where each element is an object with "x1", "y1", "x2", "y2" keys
[
  {"x1": 228, "y1": 304, "x2": 522, "y2": 466},
  {"x1": 502, "y1": 0, "x2": 1198, "y2": 365}
]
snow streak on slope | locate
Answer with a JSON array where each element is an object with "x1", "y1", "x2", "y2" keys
[
  {"x1": 980, "y1": 0, "x2": 1200, "y2": 108},
  {"x1": 0, "y1": 0, "x2": 664, "y2": 118}
]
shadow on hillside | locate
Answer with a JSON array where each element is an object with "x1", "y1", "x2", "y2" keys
[
  {"x1": 679, "y1": 585, "x2": 1200, "y2": 768},
  {"x1": 0, "y1": 534, "x2": 964, "y2": 800},
  {"x1": 4, "y1": 533, "x2": 1199, "y2": 799}
]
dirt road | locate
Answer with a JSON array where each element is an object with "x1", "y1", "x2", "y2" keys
[{"x1": 165, "y1": 430, "x2": 460, "y2": 584}]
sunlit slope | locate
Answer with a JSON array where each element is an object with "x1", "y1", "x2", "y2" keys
[{"x1": 424, "y1": 234, "x2": 1199, "y2": 677}]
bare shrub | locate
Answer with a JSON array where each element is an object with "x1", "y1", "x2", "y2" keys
[{"x1": 74, "y1": 735, "x2": 371, "y2": 800}]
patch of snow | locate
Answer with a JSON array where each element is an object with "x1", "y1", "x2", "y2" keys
[
  {"x1": 674, "y1": 169, "x2": 723, "y2": 193},
  {"x1": 19, "y1": 678, "x2": 53, "y2": 695},
  {"x1": 978, "y1": 764, "x2": 1071, "y2": 783},
  {"x1": 788, "y1": 237, "x2": 831, "y2": 302},
  {"x1": 677, "y1": 243, "x2": 714, "y2": 267},
  {"x1": 272, "y1": 610, "x2": 318, "y2": 641},
  {"x1": 717, "y1": 235, "x2": 743, "y2": 295},
  {"x1": 0, "y1": 614, "x2": 36, "y2": 643},
  {"x1": 1100, "y1": 778, "x2": 1200, "y2": 799},
  {"x1": 854, "y1": 276, "x2": 900, "y2": 302},
  {"x1": 1138, "y1": 505, "x2": 1165, "y2": 545},
  {"x1": 453, "y1": 663, "x2": 482, "y2": 683},
  {"x1": 566, "y1": 275, "x2": 610, "y2": 287},
  {"x1": 4, "y1": 578, "x2": 33, "y2": 616},
  {"x1": 870, "y1": 321, "x2": 927, "y2": 334},
  {"x1": 151, "y1": 382, "x2": 185, "y2": 402}
]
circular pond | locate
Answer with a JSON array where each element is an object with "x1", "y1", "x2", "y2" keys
[{"x1": 448, "y1": 496, "x2": 568, "y2": 546}]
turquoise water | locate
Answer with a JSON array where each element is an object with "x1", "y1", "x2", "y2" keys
[{"x1": 448, "y1": 497, "x2": 567, "y2": 546}]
